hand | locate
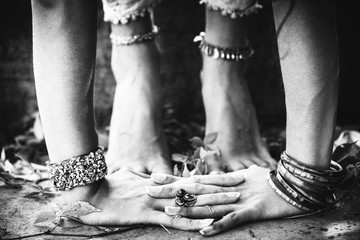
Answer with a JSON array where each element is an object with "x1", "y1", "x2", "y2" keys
[
  {"x1": 149, "y1": 165, "x2": 304, "y2": 235},
  {"x1": 61, "y1": 168, "x2": 245, "y2": 231}
]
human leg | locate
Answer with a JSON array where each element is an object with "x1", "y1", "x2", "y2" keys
[
  {"x1": 198, "y1": 0, "x2": 276, "y2": 173},
  {"x1": 102, "y1": 0, "x2": 172, "y2": 174}
]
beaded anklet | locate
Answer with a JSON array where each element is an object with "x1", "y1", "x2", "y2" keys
[
  {"x1": 110, "y1": 25, "x2": 159, "y2": 46},
  {"x1": 193, "y1": 32, "x2": 254, "y2": 61},
  {"x1": 47, "y1": 146, "x2": 107, "y2": 191}
]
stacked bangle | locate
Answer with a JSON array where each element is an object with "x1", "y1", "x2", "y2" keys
[
  {"x1": 193, "y1": 32, "x2": 254, "y2": 61},
  {"x1": 267, "y1": 152, "x2": 344, "y2": 213},
  {"x1": 110, "y1": 25, "x2": 159, "y2": 46},
  {"x1": 47, "y1": 146, "x2": 107, "y2": 191}
]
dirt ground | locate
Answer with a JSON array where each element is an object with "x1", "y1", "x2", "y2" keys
[{"x1": 1, "y1": 179, "x2": 360, "y2": 240}]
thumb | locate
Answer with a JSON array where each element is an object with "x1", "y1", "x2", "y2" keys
[{"x1": 78, "y1": 211, "x2": 104, "y2": 226}]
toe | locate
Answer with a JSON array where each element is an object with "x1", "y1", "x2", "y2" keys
[
  {"x1": 209, "y1": 170, "x2": 226, "y2": 175},
  {"x1": 227, "y1": 161, "x2": 246, "y2": 172},
  {"x1": 203, "y1": 152, "x2": 225, "y2": 174},
  {"x1": 151, "y1": 162, "x2": 173, "y2": 174}
]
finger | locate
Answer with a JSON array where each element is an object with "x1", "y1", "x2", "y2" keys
[
  {"x1": 165, "y1": 204, "x2": 233, "y2": 219},
  {"x1": 78, "y1": 211, "x2": 109, "y2": 226},
  {"x1": 151, "y1": 172, "x2": 245, "y2": 186},
  {"x1": 152, "y1": 191, "x2": 240, "y2": 210},
  {"x1": 177, "y1": 173, "x2": 245, "y2": 186},
  {"x1": 199, "y1": 209, "x2": 255, "y2": 236},
  {"x1": 126, "y1": 168, "x2": 151, "y2": 178},
  {"x1": 153, "y1": 211, "x2": 214, "y2": 231},
  {"x1": 147, "y1": 183, "x2": 239, "y2": 198},
  {"x1": 151, "y1": 174, "x2": 182, "y2": 184}
]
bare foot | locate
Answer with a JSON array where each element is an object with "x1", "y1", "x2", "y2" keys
[
  {"x1": 106, "y1": 41, "x2": 172, "y2": 174},
  {"x1": 201, "y1": 56, "x2": 277, "y2": 173}
]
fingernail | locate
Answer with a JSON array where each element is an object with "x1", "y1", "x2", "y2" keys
[
  {"x1": 230, "y1": 172, "x2": 245, "y2": 181},
  {"x1": 209, "y1": 170, "x2": 225, "y2": 175},
  {"x1": 199, "y1": 219, "x2": 214, "y2": 228},
  {"x1": 146, "y1": 186, "x2": 163, "y2": 195},
  {"x1": 199, "y1": 225, "x2": 213, "y2": 235},
  {"x1": 164, "y1": 206, "x2": 181, "y2": 215},
  {"x1": 225, "y1": 192, "x2": 240, "y2": 198},
  {"x1": 151, "y1": 174, "x2": 167, "y2": 182}
]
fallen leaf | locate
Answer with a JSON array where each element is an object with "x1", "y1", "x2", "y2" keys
[
  {"x1": 333, "y1": 143, "x2": 358, "y2": 163},
  {"x1": 61, "y1": 201, "x2": 101, "y2": 218},
  {"x1": 203, "y1": 132, "x2": 217, "y2": 145},
  {"x1": 34, "y1": 211, "x2": 60, "y2": 231},
  {"x1": 189, "y1": 137, "x2": 204, "y2": 148}
]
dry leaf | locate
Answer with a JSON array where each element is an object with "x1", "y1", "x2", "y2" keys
[
  {"x1": 61, "y1": 201, "x2": 101, "y2": 218},
  {"x1": 203, "y1": 132, "x2": 217, "y2": 145},
  {"x1": 34, "y1": 211, "x2": 60, "y2": 231}
]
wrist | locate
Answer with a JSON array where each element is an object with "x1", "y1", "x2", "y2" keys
[{"x1": 60, "y1": 179, "x2": 102, "y2": 203}]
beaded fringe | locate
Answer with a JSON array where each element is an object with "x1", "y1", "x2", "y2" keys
[
  {"x1": 103, "y1": 0, "x2": 161, "y2": 25},
  {"x1": 199, "y1": 0, "x2": 262, "y2": 18}
]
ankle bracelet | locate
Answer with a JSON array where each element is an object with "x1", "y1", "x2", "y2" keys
[
  {"x1": 193, "y1": 32, "x2": 254, "y2": 61},
  {"x1": 110, "y1": 25, "x2": 159, "y2": 46},
  {"x1": 47, "y1": 146, "x2": 107, "y2": 191}
]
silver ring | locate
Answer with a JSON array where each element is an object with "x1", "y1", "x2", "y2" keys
[{"x1": 175, "y1": 188, "x2": 197, "y2": 207}]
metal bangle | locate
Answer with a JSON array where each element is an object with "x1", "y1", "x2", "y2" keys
[
  {"x1": 267, "y1": 171, "x2": 313, "y2": 212},
  {"x1": 47, "y1": 146, "x2": 107, "y2": 191},
  {"x1": 110, "y1": 25, "x2": 159, "y2": 46}
]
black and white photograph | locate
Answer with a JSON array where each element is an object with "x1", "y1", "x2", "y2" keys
[{"x1": 0, "y1": 0, "x2": 359, "y2": 239}]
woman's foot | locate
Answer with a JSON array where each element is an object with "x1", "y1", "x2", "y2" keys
[
  {"x1": 201, "y1": 56, "x2": 277, "y2": 173},
  {"x1": 106, "y1": 41, "x2": 172, "y2": 174}
]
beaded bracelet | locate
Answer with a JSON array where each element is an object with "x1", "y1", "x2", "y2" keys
[
  {"x1": 193, "y1": 32, "x2": 254, "y2": 61},
  {"x1": 47, "y1": 146, "x2": 107, "y2": 191},
  {"x1": 110, "y1": 25, "x2": 159, "y2": 46}
]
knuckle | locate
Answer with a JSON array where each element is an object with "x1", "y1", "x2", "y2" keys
[
  {"x1": 191, "y1": 176, "x2": 200, "y2": 183},
  {"x1": 165, "y1": 185, "x2": 175, "y2": 195},
  {"x1": 210, "y1": 194, "x2": 219, "y2": 202},
  {"x1": 212, "y1": 221, "x2": 224, "y2": 231},
  {"x1": 229, "y1": 212, "x2": 240, "y2": 223},
  {"x1": 169, "y1": 215, "x2": 182, "y2": 225},
  {"x1": 206, "y1": 205, "x2": 217, "y2": 215},
  {"x1": 194, "y1": 183, "x2": 204, "y2": 192},
  {"x1": 219, "y1": 174, "x2": 226, "y2": 183},
  {"x1": 187, "y1": 218, "x2": 195, "y2": 228}
]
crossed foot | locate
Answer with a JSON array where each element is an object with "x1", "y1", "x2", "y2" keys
[{"x1": 106, "y1": 42, "x2": 276, "y2": 175}]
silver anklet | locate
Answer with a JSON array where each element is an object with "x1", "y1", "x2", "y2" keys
[
  {"x1": 47, "y1": 146, "x2": 107, "y2": 191},
  {"x1": 110, "y1": 25, "x2": 159, "y2": 46},
  {"x1": 193, "y1": 32, "x2": 254, "y2": 61}
]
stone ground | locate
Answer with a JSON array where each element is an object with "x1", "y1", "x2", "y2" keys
[{"x1": 1, "y1": 180, "x2": 360, "y2": 240}]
